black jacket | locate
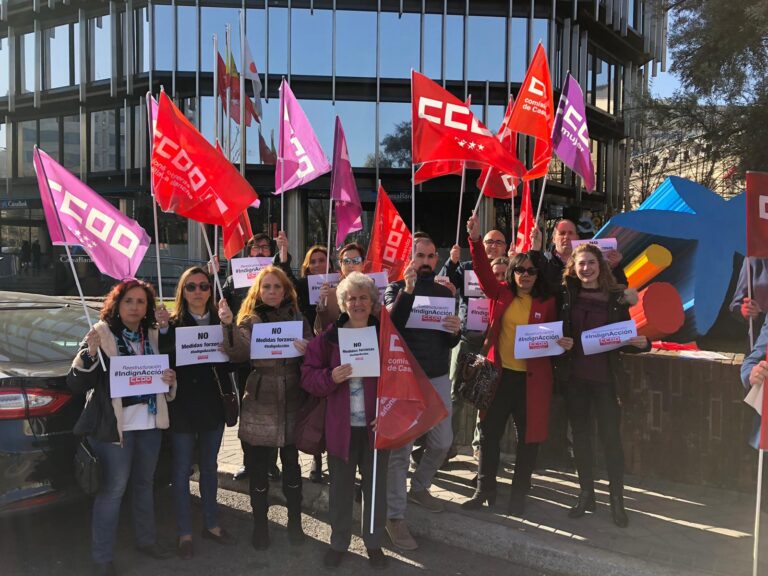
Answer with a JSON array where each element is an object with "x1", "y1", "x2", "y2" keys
[
  {"x1": 530, "y1": 248, "x2": 628, "y2": 294},
  {"x1": 554, "y1": 276, "x2": 649, "y2": 384},
  {"x1": 384, "y1": 274, "x2": 461, "y2": 378}
]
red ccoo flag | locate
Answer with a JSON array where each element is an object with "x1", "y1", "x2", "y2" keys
[
  {"x1": 151, "y1": 92, "x2": 259, "y2": 226},
  {"x1": 515, "y1": 181, "x2": 534, "y2": 253},
  {"x1": 375, "y1": 308, "x2": 449, "y2": 450},
  {"x1": 746, "y1": 171, "x2": 768, "y2": 258},
  {"x1": 412, "y1": 71, "x2": 525, "y2": 179},
  {"x1": 477, "y1": 96, "x2": 519, "y2": 199},
  {"x1": 508, "y1": 44, "x2": 554, "y2": 182},
  {"x1": 365, "y1": 185, "x2": 412, "y2": 282},
  {"x1": 223, "y1": 211, "x2": 254, "y2": 260}
]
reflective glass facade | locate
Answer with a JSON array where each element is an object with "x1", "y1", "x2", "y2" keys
[{"x1": 0, "y1": 0, "x2": 664, "y2": 295}]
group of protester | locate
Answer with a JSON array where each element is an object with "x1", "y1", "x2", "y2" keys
[{"x1": 68, "y1": 217, "x2": 652, "y2": 576}]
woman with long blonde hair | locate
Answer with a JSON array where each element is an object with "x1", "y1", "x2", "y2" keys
[{"x1": 218, "y1": 266, "x2": 313, "y2": 550}]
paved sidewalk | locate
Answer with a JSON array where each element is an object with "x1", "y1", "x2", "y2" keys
[{"x1": 216, "y1": 425, "x2": 767, "y2": 576}]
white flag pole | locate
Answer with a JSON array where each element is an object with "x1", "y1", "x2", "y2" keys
[
  {"x1": 472, "y1": 168, "x2": 493, "y2": 215},
  {"x1": 200, "y1": 222, "x2": 224, "y2": 301},
  {"x1": 369, "y1": 397, "x2": 381, "y2": 535},
  {"x1": 748, "y1": 256, "x2": 762, "y2": 576},
  {"x1": 748, "y1": 258, "x2": 755, "y2": 349},
  {"x1": 510, "y1": 187, "x2": 517, "y2": 253},
  {"x1": 213, "y1": 34, "x2": 219, "y2": 154},
  {"x1": 239, "y1": 9, "x2": 246, "y2": 175},
  {"x1": 34, "y1": 146, "x2": 106, "y2": 371},
  {"x1": 145, "y1": 92, "x2": 164, "y2": 304},
  {"x1": 455, "y1": 164, "x2": 467, "y2": 246},
  {"x1": 279, "y1": 78, "x2": 286, "y2": 233}
]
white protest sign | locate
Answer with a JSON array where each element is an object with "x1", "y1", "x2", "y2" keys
[
  {"x1": 250, "y1": 321, "x2": 304, "y2": 359},
  {"x1": 307, "y1": 273, "x2": 341, "y2": 305},
  {"x1": 231, "y1": 257, "x2": 273, "y2": 289},
  {"x1": 368, "y1": 271, "x2": 389, "y2": 303},
  {"x1": 175, "y1": 325, "x2": 229, "y2": 366},
  {"x1": 571, "y1": 238, "x2": 618, "y2": 254},
  {"x1": 110, "y1": 354, "x2": 170, "y2": 399},
  {"x1": 463, "y1": 270, "x2": 484, "y2": 298},
  {"x1": 405, "y1": 296, "x2": 456, "y2": 332},
  {"x1": 514, "y1": 321, "x2": 565, "y2": 359},
  {"x1": 581, "y1": 320, "x2": 637, "y2": 356},
  {"x1": 466, "y1": 298, "x2": 490, "y2": 332},
  {"x1": 339, "y1": 326, "x2": 381, "y2": 378}
]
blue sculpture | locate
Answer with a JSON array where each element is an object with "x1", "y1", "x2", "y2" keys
[{"x1": 596, "y1": 176, "x2": 745, "y2": 340}]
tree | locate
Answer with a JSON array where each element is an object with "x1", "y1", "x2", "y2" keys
[{"x1": 365, "y1": 121, "x2": 411, "y2": 168}]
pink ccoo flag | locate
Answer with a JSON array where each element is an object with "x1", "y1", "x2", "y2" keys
[
  {"x1": 33, "y1": 147, "x2": 151, "y2": 280},
  {"x1": 552, "y1": 73, "x2": 596, "y2": 192},
  {"x1": 330, "y1": 116, "x2": 363, "y2": 247},
  {"x1": 275, "y1": 79, "x2": 331, "y2": 194}
]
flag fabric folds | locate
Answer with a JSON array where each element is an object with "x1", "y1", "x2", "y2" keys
[
  {"x1": 508, "y1": 44, "x2": 554, "y2": 182},
  {"x1": 515, "y1": 181, "x2": 534, "y2": 253},
  {"x1": 151, "y1": 91, "x2": 259, "y2": 226},
  {"x1": 375, "y1": 308, "x2": 449, "y2": 450},
  {"x1": 34, "y1": 147, "x2": 150, "y2": 280},
  {"x1": 331, "y1": 117, "x2": 363, "y2": 247},
  {"x1": 217, "y1": 53, "x2": 258, "y2": 126},
  {"x1": 276, "y1": 79, "x2": 331, "y2": 194},
  {"x1": 746, "y1": 172, "x2": 768, "y2": 258},
  {"x1": 223, "y1": 211, "x2": 254, "y2": 260},
  {"x1": 411, "y1": 71, "x2": 526, "y2": 179},
  {"x1": 413, "y1": 159, "x2": 464, "y2": 185},
  {"x1": 552, "y1": 73, "x2": 596, "y2": 192},
  {"x1": 365, "y1": 185, "x2": 412, "y2": 282},
  {"x1": 476, "y1": 96, "x2": 519, "y2": 199},
  {"x1": 243, "y1": 39, "x2": 263, "y2": 121}
]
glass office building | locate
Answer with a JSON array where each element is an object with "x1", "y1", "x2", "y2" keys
[{"x1": 0, "y1": 0, "x2": 666, "y2": 295}]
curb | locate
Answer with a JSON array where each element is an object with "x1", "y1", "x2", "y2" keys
[{"x1": 215, "y1": 469, "x2": 704, "y2": 576}]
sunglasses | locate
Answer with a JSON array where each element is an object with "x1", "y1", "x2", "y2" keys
[
  {"x1": 341, "y1": 256, "x2": 363, "y2": 265},
  {"x1": 184, "y1": 282, "x2": 211, "y2": 292},
  {"x1": 513, "y1": 267, "x2": 538, "y2": 276}
]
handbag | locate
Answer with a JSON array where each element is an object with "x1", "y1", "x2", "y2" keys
[
  {"x1": 455, "y1": 315, "x2": 499, "y2": 412},
  {"x1": 214, "y1": 369, "x2": 239, "y2": 427},
  {"x1": 294, "y1": 393, "x2": 326, "y2": 456},
  {"x1": 73, "y1": 439, "x2": 101, "y2": 496}
]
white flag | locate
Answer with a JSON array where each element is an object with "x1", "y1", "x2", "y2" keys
[{"x1": 243, "y1": 39, "x2": 263, "y2": 121}]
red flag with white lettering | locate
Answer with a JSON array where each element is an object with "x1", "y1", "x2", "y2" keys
[
  {"x1": 151, "y1": 92, "x2": 259, "y2": 226},
  {"x1": 364, "y1": 185, "x2": 412, "y2": 282},
  {"x1": 477, "y1": 96, "x2": 519, "y2": 199},
  {"x1": 508, "y1": 44, "x2": 554, "y2": 182},
  {"x1": 375, "y1": 308, "x2": 449, "y2": 450},
  {"x1": 515, "y1": 182, "x2": 534, "y2": 253},
  {"x1": 411, "y1": 71, "x2": 525, "y2": 179},
  {"x1": 746, "y1": 172, "x2": 768, "y2": 258}
]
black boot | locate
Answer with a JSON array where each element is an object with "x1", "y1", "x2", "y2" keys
[
  {"x1": 610, "y1": 491, "x2": 629, "y2": 528},
  {"x1": 250, "y1": 488, "x2": 270, "y2": 550},
  {"x1": 285, "y1": 482, "x2": 305, "y2": 545},
  {"x1": 461, "y1": 488, "x2": 497, "y2": 510},
  {"x1": 568, "y1": 490, "x2": 596, "y2": 519}
]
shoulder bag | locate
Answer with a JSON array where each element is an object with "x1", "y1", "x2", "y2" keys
[
  {"x1": 213, "y1": 368, "x2": 240, "y2": 427},
  {"x1": 455, "y1": 314, "x2": 499, "y2": 412},
  {"x1": 73, "y1": 438, "x2": 101, "y2": 496}
]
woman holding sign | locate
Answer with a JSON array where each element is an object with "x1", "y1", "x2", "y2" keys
[
  {"x1": 67, "y1": 280, "x2": 177, "y2": 576},
  {"x1": 315, "y1": 242, "x2": 366, "y2": 333},
  {"x1": 557, "y1": 244, "x2": 649, "y2": 528},
  {"x1": 301, "y1": 272, "x2": 389, "y2": 569},
  {"x1": 157, "y1": 267, "x2": 237, "y2": 558},
  {"x1": 219, "y1": 266, "x2": 312, "y2": 551},
  {"x1": 463, "y1": 215, "x2": 564, "y2": 516}
]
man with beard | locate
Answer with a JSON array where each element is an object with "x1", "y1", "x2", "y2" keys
[{"x1": 383, "y1": 234, "x2": 461, "y2": 551}]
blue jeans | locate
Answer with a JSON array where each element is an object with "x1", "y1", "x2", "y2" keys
[
  {"x1": 89, "y1": 429, "x2": 162, "y2": 564},
  {"x1": 171, "y1": 425, "x2": 224, "y2": 537}
]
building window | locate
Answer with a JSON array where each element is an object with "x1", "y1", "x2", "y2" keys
[
  {"x1": 90, "y1": 110, "x2": 117, "y2": 172},
  {"x1": 39, "y1": 117, "x2": 59, "y2": 162},
  {"x1": 177, "y1": 5, "x2": 198, "y2": 72},
  {"x1": 335, "y1": 100, "x2": 375, "y2": 167},
  {"x1": 63, "y1": 115, "x2": 80, "y2": 171},
  {"x1": 291, "y1": 8, "x2": 332, "y2": 77},
  {"x1": 269, "y1": 7, "x2": 289, "y2": 76},
  {"x1": 44, "y1": 24, "x2": 73, "y2": 90},
  {"x1": 201, "y1": 6, "x2": 241, "y2": 73},
  {"x1": 381, "y1": 12, "x2": 419, "y2": 79},
  {"x1": 21, "y1": 32, "x2": 34, "y2": 94},
  {"x1": 0, "y1": 37, "x2": 9, "y2": 97},
  {"x1": 444, "y1": 14, "x2": 463, "y2": 81},
  {"x1": 0, "y1": 123, "x2": 7, "y2": 179},
  {"x1": 17, "y1": 121, "x2": 36, "y2": 178},
  {"x1": 509, "y1": 18, "x2": 527, "y2": 83},
  {"x1": 154, "y1": 4, "x2": 173, "y2": 72},
  {"x1": 423, "y1": 13, "x2": 441, "y2": 78},
  {"x1": 134, "y1": 7, "x2": 150, "y2": 74},
  {"x1": 336, "y1": 10, "x2": 376, "y2": 77},
  {"x1": 89, "y1": 15, "x2": 112, "y2": 82},
  {"x1": 468, "y1": 16, "x2": 505, "y2": 82}
]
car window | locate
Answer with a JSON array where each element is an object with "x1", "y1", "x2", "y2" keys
[{"x1": 0, "y1": 306, "x2": 92, "y2": 363}]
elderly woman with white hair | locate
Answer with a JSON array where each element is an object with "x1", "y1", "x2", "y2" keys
[{"x1": 301, "y1": 272, "x2": 389, "y2": 570}]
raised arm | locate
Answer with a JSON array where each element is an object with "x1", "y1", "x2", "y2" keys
[{"x1": 466, "y1": 214, "x2": 503, "y2": 300}]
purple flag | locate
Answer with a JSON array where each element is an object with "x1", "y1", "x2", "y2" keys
[
  {"x1": 330, "y1": 117, "x2": 363, "y2": 247},
  {"x1": 276, "y1": 79, "x2": 331, "y2": 194},
  {"x1": 33, "y1": 147, "x2": 151, "y2": 280},
  {"x1": 552, "y1": 73, "x2": 596, "y2": 192}
]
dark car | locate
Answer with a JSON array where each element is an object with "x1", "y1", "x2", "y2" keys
[{"x1": 0, "y1": 291, "x2": 93, "y2": 516}]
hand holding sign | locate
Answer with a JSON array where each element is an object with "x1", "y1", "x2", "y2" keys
[
  {"x1": 161, "y1": 369, "x2": 176, "y2": 386},
  {"x1": 218, "y1": 299, "x2": 233, "y2": 325},
  {"x1": 332, "y1": 364, "x2": 353, "y2": 384},
  {"x1": 293, "y1": 338, "x2": 308, "y2": 355}
]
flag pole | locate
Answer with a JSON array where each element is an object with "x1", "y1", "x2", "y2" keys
[
  {"x1": 510, "y1": 186, "x2": 516, "y2": 252},
  {"x1": 369, "y1": 396, "x2": 381, "y2": 535},
  {"x1": 754, "y1": 448, "x2": 764, "y2": 576},
  {"x1": 145, "y1": 92, "x2": 164, "y2": 305},
  {"x1": 472, "y1": 168, "x2": 493, "y2": 215},
  {"x1": 455, "y1": 164, "x2": 466, "y2": 246},
  {"x1": 34, "y1": 146, "x2": 106, "y2": 371},
  {"x1": 239, "y1": 9, "x2": 246, "y2": 175},
  {"x1": 200, "y1": 222, "x2": 224, "y2": 301},
  {"x1": 410, "y1": 70, "x2": 415, "y2": 259},
  {"x1": 748, "y1": 258, "x2": 755, "y2": 349},
  {"x1": 225, "y1": 24, "x2": 232, "y2": 162},
  {"x1": 213, "y1": 34, "x2": 219, "y2": 154},
  {"x1": 279, "y1": 78, "x2": 286, "y2": 233}
]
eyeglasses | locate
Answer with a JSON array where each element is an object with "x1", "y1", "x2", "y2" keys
[
  {"x1": 513, "y1": 267, "x2": 538, "y2": 276},
  {"x1": 184, "y1": 282, "x2": 211, "y2": 292},
  {"x1": 341, "y1": 256, "x2": 363, "y2": 265},
  {"x1": 251, "y1": 244, "x2": 271, "y2": 254},
  {"x1": 483, "y1": 239, "x2": 506, "y2": 247}
]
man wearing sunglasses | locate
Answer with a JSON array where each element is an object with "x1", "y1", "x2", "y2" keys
[{"x1": 439, "y1": 228, "x2": 509, "y2": 462}]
